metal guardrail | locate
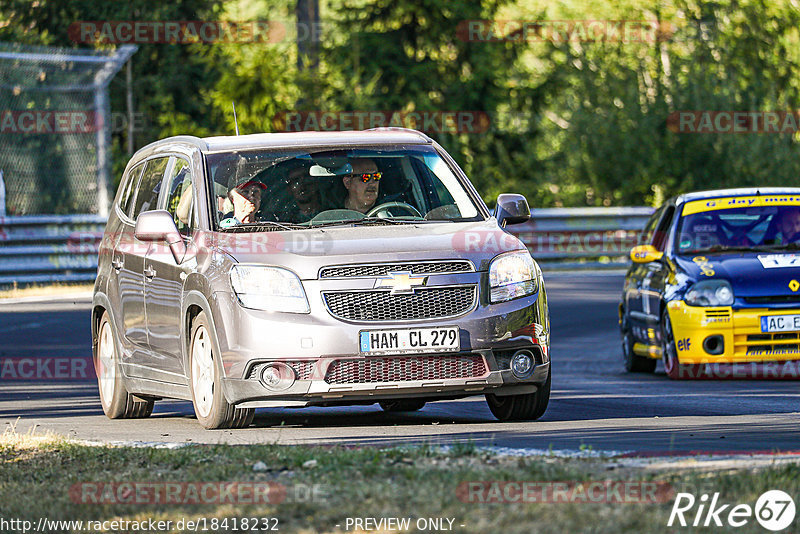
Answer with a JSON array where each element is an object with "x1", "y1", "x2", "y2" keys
[
  {"x1": 511, "y1": 207, "x2": 655, "y2": 270},
  {"x1": 0, "y1": 215, "x2": 106, "y2": 285},
  {"x1": 0, "y1": 207, "x2": 654, "y2": 285}
]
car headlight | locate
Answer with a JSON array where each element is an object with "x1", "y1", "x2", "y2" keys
[
  {"x1": 684, "y1": 279, "x2": 734, "y2": 307},
  {"x1": 230, "y1": 265, "x2": 310, "y2": 313},
  {"x1": 489, "y1": 250, "x2": 539, "y2": 303}
]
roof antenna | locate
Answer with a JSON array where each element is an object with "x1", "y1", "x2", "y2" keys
[{"x1": 232, "y1": 102, "x2": 240, "y2": 135}]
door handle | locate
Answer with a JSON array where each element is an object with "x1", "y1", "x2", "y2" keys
[
  {"x1": 112, "y1": 256, "x2": 124, "y2": 271},
  {"x1": 144, "y1": 265, "x2": 157, "y2": 280}
]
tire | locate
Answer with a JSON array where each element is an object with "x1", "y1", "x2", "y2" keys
[
  {"x1": 94, "y1": 311, "x2": 154, "y2": 419},
  {"x1": 189, "y1": 311, "x2": 254, "y2": 429},
  {"x1": 486, "y1": 368, "x2": 551, "y2": 422},
  {"x1": 621, "y1": 314, "x2": 657, "y2": 373},
  {"x1": 661, "y1": 310, "x2": 702, "y2": 380},
  {"x1": 379, "y1": 400, "x2": 426, "y2": 412}
]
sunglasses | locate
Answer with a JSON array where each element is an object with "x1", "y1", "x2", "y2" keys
[{"x1": 350, "y1": 172, "x2": 382, "y2": 183}]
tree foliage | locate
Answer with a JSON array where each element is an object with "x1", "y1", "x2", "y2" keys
[
  {"x1": 2, "y1": 0, "x2": 800, "y2": 209},
  {"x1": 539, "y1": 0, "x2": 800, "y2": 205}
]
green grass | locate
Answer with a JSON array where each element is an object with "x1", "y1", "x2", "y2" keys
[{"x1": 1, "y1": 429, "x2": 798, "y2": 533}]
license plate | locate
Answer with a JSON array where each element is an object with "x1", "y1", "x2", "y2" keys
[
  {"x1": 761, "y1": 314, "x2": 800, "y2": 333},
  {"x1": 359, "y1": 326, "x2": 460, "y2": 355}
]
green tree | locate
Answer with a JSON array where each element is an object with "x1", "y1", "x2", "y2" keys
[
  {"x1": 0, "y1": 0, "x2": 226, "y2": 187},
  {"x1": 319, "y1": 0, "x2": 555, "y2": 207},
  {"x1": 541, "y1": 0, "x2": 800, "y2": 206}
]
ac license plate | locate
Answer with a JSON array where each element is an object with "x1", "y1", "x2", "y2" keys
[
  {"x1": 761, "y1": 314, "x2": 800, "y2": 333},
  {"x1": 359, "y1": 326, "x2": 460, "y2": 355}
]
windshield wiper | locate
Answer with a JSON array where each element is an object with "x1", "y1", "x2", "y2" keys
[
  {"x1": 220, "y1": 221, "x2": 306, "y2": 232},
  {"x1": 309, "y1": 217, "x2": 418, "y2": 228},
  {"x1": 748, "y1": 242, "x2": 800, "y2": 252},
  {"x1": 706, "y1": 245, "x2": 758, "y2": 253},
  {"x1": 686, "y1": 242, "x2": 800, "y2": 254}
]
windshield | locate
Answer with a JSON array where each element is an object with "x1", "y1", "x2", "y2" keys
[
  {"x1": 675, "y1": 195, "x2": 800, "y2": 254},
  {"x1": 205, "y1": 145, "x2": 482, "y2": 230}
]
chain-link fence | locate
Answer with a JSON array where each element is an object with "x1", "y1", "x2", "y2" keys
[{"x1": 0, "y1": 42, "x2": 136, "y2": 216}]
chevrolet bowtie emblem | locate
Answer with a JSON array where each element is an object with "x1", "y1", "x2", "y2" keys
[
  {"x1": 790, "y1": 280, "x2": 800, "y2": 292},
  {"x1": 374, "y1": 271, "x2": 428, "y2": 294}
]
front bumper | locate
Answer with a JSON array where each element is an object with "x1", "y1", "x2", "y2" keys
[
  {"x1": 223, "y1": 354, "x2": 550, "y2": 407},
  {"x1": 668, "y1": 300, "x2": 800, "y2": 363},
  {"x1": 210, "y1": 284, "x2": 549, "y2": 406}
]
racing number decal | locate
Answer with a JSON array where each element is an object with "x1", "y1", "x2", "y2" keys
[{"x1": 692, "y1": 256, "x2": 715, "y2": 276}]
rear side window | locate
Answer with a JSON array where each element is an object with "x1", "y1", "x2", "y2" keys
[
  {"x1": 130, "y1": 157, "x2": 169, "y2": 220},
  {"x1": 117, "y1": 163, "x2": 144, "y2": 218},
  {"x1": 164, "y1": 158, "x2": 193, "y2": 236},
  {"x1": 638, "y1": 206, "x2": 664, "y2": 245},
  {"x1": 652, "y1": 206, "x2": 676, "y2": 252}
]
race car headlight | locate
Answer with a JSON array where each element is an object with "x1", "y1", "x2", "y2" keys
[
  {"x1": 489, "y1": 251, "x2": 538, "y2": 303},
  {"x1": 230, "y1": 265, "x2": 310, "y2": 313},
  {"x1": 684, "y1": 279, "x2": 734, "y2": 307}
]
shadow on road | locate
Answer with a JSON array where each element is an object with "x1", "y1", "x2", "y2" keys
[{"x1": 288, "y1": 417, "x2": 800, "y2": 454}]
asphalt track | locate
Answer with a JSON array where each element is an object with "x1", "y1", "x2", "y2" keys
[{"x1": 1, "y1": 273, "x2": 798, "y2": 455}]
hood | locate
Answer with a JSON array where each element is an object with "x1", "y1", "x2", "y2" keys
[
  {"x1": 676, "y1": 252, "x2": 800, "y2": 298},
  {"x1": 211, "y1": 219, "x2": 525, "y2": 279}
]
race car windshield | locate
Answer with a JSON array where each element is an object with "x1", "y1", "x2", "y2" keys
[
  {"x1": 675, "y1": 202, "x2": 800, "y2": 254},
  {"x1": 206, "y1": 145, "x2": 482, "y2": 230}
]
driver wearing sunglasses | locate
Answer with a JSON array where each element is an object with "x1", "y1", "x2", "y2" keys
[{"x1": 342, "y1": 158, "x2": 382, "y2": 213}]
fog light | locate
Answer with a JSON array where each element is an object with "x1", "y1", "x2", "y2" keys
[
  {"x1": 703, "y1": 335, "x2": 725, "y2": 355},
  {"x1": 511, "y1": 350, "x2": 535, "y2": 378},
  {"x1": 259, "y1": 362, "x2": 295, "y2": 391}
]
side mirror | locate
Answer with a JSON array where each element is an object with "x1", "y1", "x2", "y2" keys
[
  {"x1": 134, "y1": 210, "x2": 187, "y2": 263},
  {"x1": 494, "y1": 193, "x2": 531, "y2": 227},
  {"x1": 630, "y1": 244, "x2": 664, "y2": 263}
]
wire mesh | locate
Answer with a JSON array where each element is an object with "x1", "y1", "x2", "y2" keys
[{"x1": 0, "y1": 42, "x2": 135, "y2": 215}]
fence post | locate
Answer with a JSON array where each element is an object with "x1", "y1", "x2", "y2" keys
[
  {"x1": 94, "y1": 88, "x2": 110, "y2": 218},
  {"x1": 0, "y1": 169, "x2": 5, "y2": 217}
]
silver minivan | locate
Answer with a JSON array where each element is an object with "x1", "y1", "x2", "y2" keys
[{"x1": 92, "y1": 128, "x2": 551, "y2": 428}]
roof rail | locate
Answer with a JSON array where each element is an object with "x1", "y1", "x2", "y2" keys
[
  {"x1": 135, "y1": 135, "x2": 209, "y2": 154},
  {"x1": 365, "y1": 127, "x2": 432, "y2": 143}
]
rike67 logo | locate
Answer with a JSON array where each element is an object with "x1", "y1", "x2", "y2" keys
[{"x1": 669, "y1": 490, "x2": 796, "y2": 531}]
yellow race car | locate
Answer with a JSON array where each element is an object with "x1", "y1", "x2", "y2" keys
[{"x1": 620, "y1": 188, "x2": 800, "y2": 379}]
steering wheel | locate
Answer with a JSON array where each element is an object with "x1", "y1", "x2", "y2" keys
[{"x1": 366, "y1": 201, "x2": 422, "y2": 218}]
